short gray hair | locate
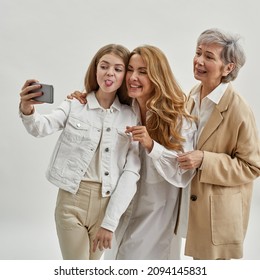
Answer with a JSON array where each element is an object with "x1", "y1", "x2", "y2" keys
[{"x1": 197, "y1": 28, "x2": 246, "y2": 82}]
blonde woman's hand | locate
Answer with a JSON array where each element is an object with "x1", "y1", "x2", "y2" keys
[
  {"x1": 67, "y1": 91, "x2": 87, "y2": 104},
  {"x1": 125, "y1": 125, "x2": 154, "y2": 153},
  {"x1": 19, "y1": 79, "x2": 44, "y2": 115},
  {"x1": 93, "y1": 227, "x2": 113, "y2": 253}
]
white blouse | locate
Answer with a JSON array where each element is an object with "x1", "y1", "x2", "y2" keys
[{"x1": 105, "y1": 101, "x2": 197, "y2": 260}]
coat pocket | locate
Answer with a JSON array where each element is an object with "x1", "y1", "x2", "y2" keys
[{"x1": 211, "y1": 192, "x2": 243, "y2": 245}]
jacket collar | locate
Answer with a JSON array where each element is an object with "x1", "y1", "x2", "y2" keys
[{"x1": 87, "y1": 91, "x2": 121, "y2": 111}]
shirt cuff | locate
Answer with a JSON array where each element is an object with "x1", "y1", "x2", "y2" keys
[
  {"x1": 147, "y1": 140, "x2": 164, "y2": 160},
  {"x1": 19, "y1": 105, "x2": 35, "y2": 119}
]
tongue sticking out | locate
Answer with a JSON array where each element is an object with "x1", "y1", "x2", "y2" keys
[{"x1": 105, "y1": 80, "x2": 113, "y2": 86}]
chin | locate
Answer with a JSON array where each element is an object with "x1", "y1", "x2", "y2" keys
[
  {"x1": 127, "y1": 91, "x2": 138, "y2": 98},
  {"x1": 194, "y1": 74, "x2": 203, "y2": 82}
]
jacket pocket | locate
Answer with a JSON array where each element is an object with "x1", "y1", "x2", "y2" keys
[
  {"x1": 63, "y1": 117, "x2": 91, "y2": 143},
  {"x1": 211, "y1": 192, "x2": 243, "y2": 245},
  {"x1": 113, "y1": 129, "x2": 131, "y2": 151},
  {"x1": 49, "y1": 118, "x2": 92, "y2": 177}
]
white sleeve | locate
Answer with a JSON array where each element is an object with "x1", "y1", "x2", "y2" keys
[
  {"x1": 148, "y1": 120, "x2": 196, "y2": 188},
  {"x1": 101, "y1": 110, "x2": 141, "y2": 232},
  {"x1": 101, "y1": 135, "x2": 141, "y2": 232},
  {"x1": 19, "y1": 99, "x2": 71, "y2": 137}
]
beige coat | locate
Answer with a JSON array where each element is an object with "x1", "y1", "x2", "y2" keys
[{"x1": 184, "y1": 83, "x2": 260, "y2": 259}]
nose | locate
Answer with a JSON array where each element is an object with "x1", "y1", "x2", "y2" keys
[
  {"x1": 128, "y1": 71, "x2": 138, "y2": 81},
  {"x1": 196, "y1": 56, "x2": 204, "y2": 65},
  {"x1": 107, "y1": 67, "x2": 114, "y2": 76}
]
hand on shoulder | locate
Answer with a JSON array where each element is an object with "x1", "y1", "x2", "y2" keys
[{"x1": 67, "y1": 91, "x2": 87, "y2": 104}]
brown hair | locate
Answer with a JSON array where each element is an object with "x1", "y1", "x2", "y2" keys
[{"x1": 84, "y1": 44, "x2": 132, "y2": 105}]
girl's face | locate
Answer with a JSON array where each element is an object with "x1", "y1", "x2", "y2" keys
[
  {"x1": 126, "y1": 54, "x2": 154, "y2": 105},
  {"x1": 96, "y1": 53, "x2": 126, "y2": 95},
  {"x1": 193, "y1": 43, "x2": 232, "y2": 90}
]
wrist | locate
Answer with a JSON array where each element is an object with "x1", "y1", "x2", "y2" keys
[
  {"x1": 20, "y1": 103, "x2": 34, "y2": 115},
  {"x1": 146, "y1": 139, "x2": 154, "y2": 153},
  {"x1": 198, "y1": 151, "x2": 204, "y2": 170}
]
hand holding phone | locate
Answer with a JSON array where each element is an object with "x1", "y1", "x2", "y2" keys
[{"x1": 29, "y1": 83, "x2": 54, "y2": 104}]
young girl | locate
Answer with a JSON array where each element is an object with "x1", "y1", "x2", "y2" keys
[{"x1": 19, "y1": 44, "x2": 141, "y2": 260}]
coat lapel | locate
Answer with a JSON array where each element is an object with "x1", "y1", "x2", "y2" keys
[
  {"x1": 186, "y1": 97, "x2": 195, "y2": 113},
  {"x1": 188, "y1": 83, "x2": 234, "y2": 150},
  {"x1": 186, "y1": 84, "x2": 200, "y2": 114},
  {"x1": 196, "y1": 109, "x2": 223, "y2": 149}
]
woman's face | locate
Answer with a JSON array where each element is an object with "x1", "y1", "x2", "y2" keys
[
  {"x1": 193, "y1": 43, "x2": 232, "y2": 89},
  {"x1": 126, "y1": 54, "x2": 154, "y2": 105},
  {"x1": 96, "y1": 53, "x2": 126, "y2": 95}
]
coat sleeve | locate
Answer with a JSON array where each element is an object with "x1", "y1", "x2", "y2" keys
[
  {"x1": 200, "y1": 106, "x2": 260, "y2": 186},
  {"x1": 147, "y1": 119, "x2": 197, "y2": 188}
]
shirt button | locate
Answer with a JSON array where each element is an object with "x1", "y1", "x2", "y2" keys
[
  {"x1": 106, "y1": 127, "x2": 111, "y2": 132},
  {"x1": 104, "y1": 171, "x2": 109, "y2": 176},
  {"x1": 106, "y1": 191, "x2": 110, "y2": 195},
  {"x1": 190, "y1": 194, "x2": 197, "y2": 201},
  {"x1": 105, "y1": 147, "x2": 109, "y2": 152},
  {"x1": 76, "y1": 123, "x2": 81, "y2": 128}
]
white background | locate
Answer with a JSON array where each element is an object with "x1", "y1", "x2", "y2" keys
[{"x1": 1, "y1": 0, "x2": 260, "y2": 260}]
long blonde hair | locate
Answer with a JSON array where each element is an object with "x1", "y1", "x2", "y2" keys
[{"x1": 131, "y1": 45, "x2": 194, "y2": 151}]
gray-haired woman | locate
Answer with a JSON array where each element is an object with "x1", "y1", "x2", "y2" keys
[{"x1": 178, "y1": 28, "x2": 260, "y2": 260}]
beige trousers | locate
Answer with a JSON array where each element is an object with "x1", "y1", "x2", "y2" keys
[{"x1": 55, "y1": 181, "x2": 110, "y2": 260}]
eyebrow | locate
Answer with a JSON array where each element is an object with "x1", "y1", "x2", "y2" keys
[
  {"x1": 128, "y1": 65, "x2": 147, "y2": 70},
  {"x1": 99, "y1": 60, "x2": 125, "y2": 67},
  {"x1": 205, "y1": 51, "x2": 216, "y2": 56},
  {"x1": 197, "y1": 47, "x2": 216, "y2": 56}
]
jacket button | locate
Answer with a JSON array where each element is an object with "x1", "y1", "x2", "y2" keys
[
  {"x1": 106, "y1": 127, "x2": 111, "y2": 132},
  {"x1": 105, "y1": 147, "x2": 109, "y2": 152},
  {"x1": 106, "y1": 191, "x2": 110, "y2": 195},
  {"x1": 190, "y1": 194, "x2": 197, "y2": 201},
  {"x1": 104, "y1": 171, "x2": 109, "y2": 176}
]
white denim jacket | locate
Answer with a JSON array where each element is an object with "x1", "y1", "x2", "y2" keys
[{"x1": 20, "y1": 92, "x2": 141, "y2": 231}]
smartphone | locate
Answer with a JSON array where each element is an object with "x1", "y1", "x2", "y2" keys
[{"x1": 29, "y1": 83, "x2": 54, "y2": 104}]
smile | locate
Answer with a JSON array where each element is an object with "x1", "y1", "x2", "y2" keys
[{"x1": 129, "y1": 84, "x2": 141, "y2": 88}]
